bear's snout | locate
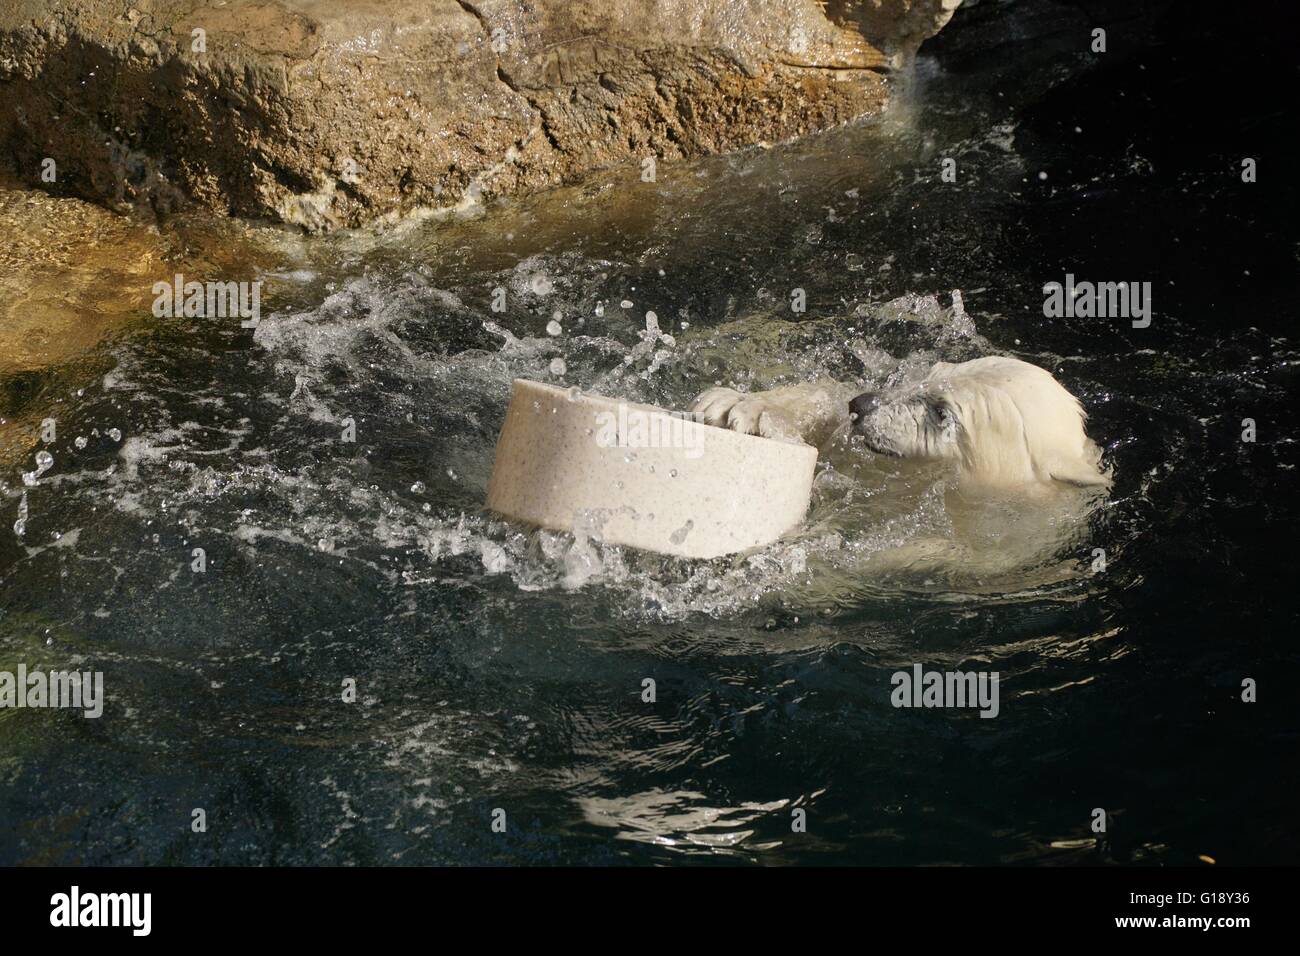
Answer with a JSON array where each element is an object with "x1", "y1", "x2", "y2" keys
[{"x1": 848, "y1": 392, "x2": 879, "y2": 429}]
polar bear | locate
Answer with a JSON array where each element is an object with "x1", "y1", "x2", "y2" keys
[{"x1": 692, "y1": 356, "x2": 1110, "y2": 490}]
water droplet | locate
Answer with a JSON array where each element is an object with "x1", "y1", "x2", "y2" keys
[
  {"x1": 549, "y1": 357, "x2": 567, "y2": 376},
  {"x1": 108, "y1": 428, "x2": 122, "y2": 442},
  {"x1": 566, "y1": 387, "x2": 583, "y2": 402},
  {"x1": 74, "y1": 436, "x2": 87, "y2": 449},
  {"x1": 410, "y1": 481, "x2": 426, "y2": 494},
  {"x1": 546, "y1": 320, "x2": 562, "y2": 336},
  {"x1": 620, "y1": 299, "x2": 633, "y2": 309}
]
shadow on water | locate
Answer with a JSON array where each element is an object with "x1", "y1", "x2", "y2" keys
[{"x1": 1, "y1": 0, "x2": 1297, "y2": 864}]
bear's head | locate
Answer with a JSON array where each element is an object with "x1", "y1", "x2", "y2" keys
[{"x1": 848, "y1": 356, "x2": 1111, "y2": 489}]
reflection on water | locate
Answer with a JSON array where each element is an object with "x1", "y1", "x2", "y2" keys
[
  {"x1": 581, "y1": 790, "x2": 789, "y2": 854},
  {"x1": 1, "y1": 2, "x2": 1297, "y2": 865}
]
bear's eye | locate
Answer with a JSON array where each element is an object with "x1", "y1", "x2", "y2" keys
[
  {"x1": 922, "y1": 396, "x2": 951, "y2": 419},
  {"x1": 923, "y1": 397, "x2": 960, "y2": 437}
]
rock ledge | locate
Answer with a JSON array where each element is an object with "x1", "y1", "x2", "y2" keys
[{"x1": 0, "y1": 0, "x2": 961, "y2": 229}]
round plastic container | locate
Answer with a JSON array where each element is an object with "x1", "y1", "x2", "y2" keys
[{"x1": 485, "y1": 379, "x2": 817, "y2": 559}]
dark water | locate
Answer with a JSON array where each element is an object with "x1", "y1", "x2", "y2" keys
[{"x1": 2, "y1": 0, "x2": 1297, "y2": 865}]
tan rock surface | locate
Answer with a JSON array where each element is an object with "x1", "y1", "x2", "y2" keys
[{"x1": 0, "y1": 0, "x2": 960, "y2": 229}]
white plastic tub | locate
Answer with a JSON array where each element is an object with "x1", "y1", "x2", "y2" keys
[{"x1": 485, "y1": 379, "x2": 817, "y2": 558}]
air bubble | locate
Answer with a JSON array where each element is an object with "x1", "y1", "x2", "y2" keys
[{"x1": 14, "y1": 493, "x2": 28, "y2": 539}]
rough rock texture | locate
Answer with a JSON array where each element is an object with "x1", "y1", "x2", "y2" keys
[{"x1": 0, "y1": 0, "x2": 962, "y2": 229}]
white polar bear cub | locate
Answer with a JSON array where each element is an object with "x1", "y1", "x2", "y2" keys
[{"x1": 692, "y1": 356, "x2": 1111, "y2": 490}]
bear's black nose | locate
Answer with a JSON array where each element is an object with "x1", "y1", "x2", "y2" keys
[{"x1": 849, "y1": 392, "x2": 879, "y2": 424}]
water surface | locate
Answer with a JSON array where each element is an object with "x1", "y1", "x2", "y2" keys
[{"x1": 1, "y1": 0, "x2": 1297, "y2": 865}]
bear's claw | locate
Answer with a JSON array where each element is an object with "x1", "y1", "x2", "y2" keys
[{"x1": 691, "y1": 388, "x2": 799, "y2": 441}]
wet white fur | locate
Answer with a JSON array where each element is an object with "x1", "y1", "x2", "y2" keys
[{"x1": 692, "y1": 356, "x2": 1110, "y2": 490}]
